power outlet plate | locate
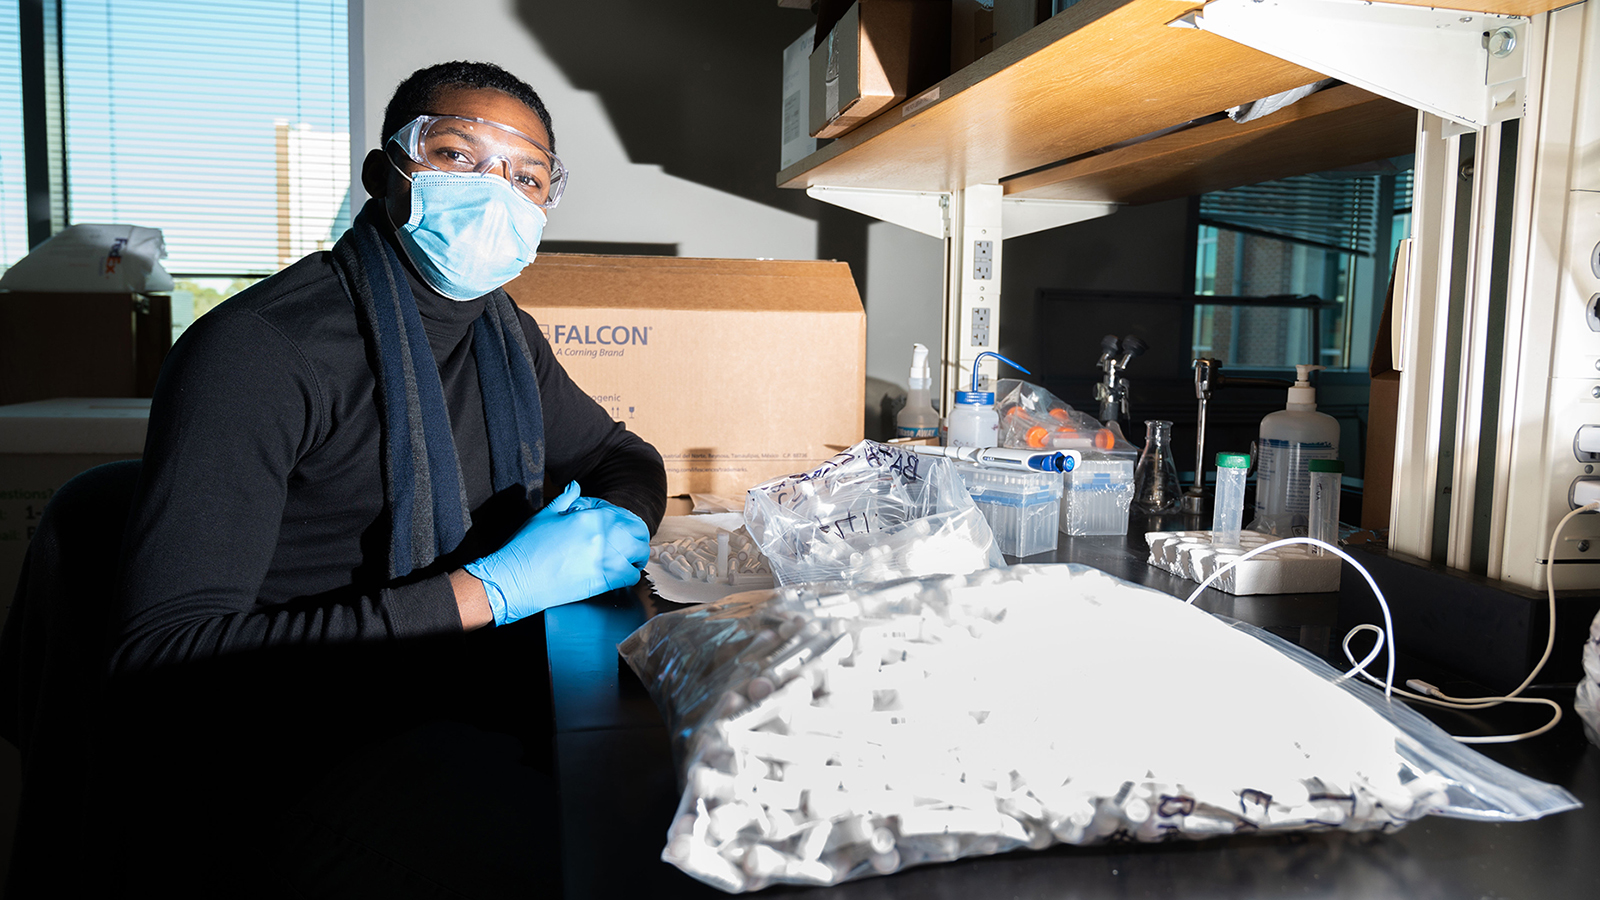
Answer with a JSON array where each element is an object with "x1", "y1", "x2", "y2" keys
[
  {"x1": 973, "y1": 240, "x2": 993, "y2": 280},
  {"x1": 971, "y1": 307, "x2": 991, "y2": 347}
]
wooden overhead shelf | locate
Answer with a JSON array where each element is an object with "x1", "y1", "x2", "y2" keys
[
  {"x1": 1003, "y1": 84, "x2": 1419, "y2": 205},
  {"x1": 777, "y1": 0, "x2": 1565, "y2": 204}
]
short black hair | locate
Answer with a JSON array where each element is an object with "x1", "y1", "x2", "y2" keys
[{"x1": 381, "y1": 61, "x2": 555, "y2": 150}]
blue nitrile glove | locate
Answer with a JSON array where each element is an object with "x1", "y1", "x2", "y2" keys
[{"x1": 464, "y1": 481, "x2": 651, "y2": 626}]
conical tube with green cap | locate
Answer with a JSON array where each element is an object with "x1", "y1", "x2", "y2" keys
[{"x1": 1212, "y1": 452, "x2": 1251, "y2": 547}]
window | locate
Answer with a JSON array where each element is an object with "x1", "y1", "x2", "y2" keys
[
  {"x1": 0, "y1": 9, "x2": 24, "y2": 274},
  {"x1": 1192, "y1": 164, "x2": 1410, "y2": 371},
  {"x1": 12, "y1": 0, "x2": 348, "y2": 334}
]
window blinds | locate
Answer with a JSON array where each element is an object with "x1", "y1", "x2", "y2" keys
[
  {"x1": 1199, "y1": 172, "x2": 1384, "y2": 257},
  {"x1": 60, "y1": 0, "x2": 348, "y2": 276},
  {"x1": 0, "y1": 10, "x2": 25, "y2": 270}
]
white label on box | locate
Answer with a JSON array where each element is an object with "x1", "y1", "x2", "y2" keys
[
  {"x1": 783, "y1": 93, "x2": 804, "y2": 144},
  {"x1": 781, "y1": 26, "x2": 819, "y2": 170}
]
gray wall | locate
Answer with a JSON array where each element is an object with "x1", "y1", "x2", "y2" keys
[
  {"x1": 351, "y1": 0, "x2": 821, "y2": 260},
  {"x1": 1000, "y1": 199, "x2": 1196, "y2": 423},
  {"x1": 349, "y1": 1, "x2": 1221, "y2": 457}
]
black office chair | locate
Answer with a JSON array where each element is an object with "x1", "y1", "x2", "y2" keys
[
  {"x1": 0, "y1": 460, "x2": 566, "y2": 897},
  {"x1": 0, "y1": 459, "x2": 140, "y2": 896}
]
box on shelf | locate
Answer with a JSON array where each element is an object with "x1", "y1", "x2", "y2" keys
[
  {"x1": 504, "y1": 255, "x2": 865, "y2": 498},
  {"x1": 0, "y1": 398, "x2": 151, "y2": 625},
  {"x1": 993, "y1": 0, "x2": 1049, "y2": 49},
  {"x1": 951, "y1": 0, "x2": 996, "y2": 72},
  {"x1": 0, "y1": 291, "x2": 171, "y2": 406},
  {"x1": 1061, "y1": 454, "x2": 1134, "y2": 536},
  {"x1": 956, "y1": 462, "x2": 1061, "y2": 557},
  {"x1": 809, "y1": 0, "x2": 950, "y2": 139},
  {"x1": 781, "y1": 26, "x2": 819, "y2": 171}
]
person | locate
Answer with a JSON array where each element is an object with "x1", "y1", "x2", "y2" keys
[{"x1": 101, "y1": 61, "x2": 667, "y2": 896}]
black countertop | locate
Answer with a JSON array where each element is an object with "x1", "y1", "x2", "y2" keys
[{"x1": 545, "y1": 517, "x2": 1600, "y2": 899}]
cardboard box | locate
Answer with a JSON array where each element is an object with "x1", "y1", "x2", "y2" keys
[
  {"x1": 781, "y1": 26, "x2": 820, "y2": 171},
  {"x1": 1362, "y1": 239, "x2": 1410, "y2": 532},
  {"x1": 951, "y1": 0, "x2": 996, "y2": 72},
  {"x1": 504, "y1": 255, "x2": 866, "y2": 498},
  {"x1": 1364, "y1": 372, "x2": 1400, "y2": 531},
  {"x1": 0, "y1": 291, "x2": 171, "y2": 406},
  {"x1": 0, "y1": 398, "x2": 150, "y2": 624},
  {"x1": 993, "y1": 0, "x2": 1051, "y2": 50},
  {"x1": 809, "y1": 1, "x2": 951, "y2": 140}
]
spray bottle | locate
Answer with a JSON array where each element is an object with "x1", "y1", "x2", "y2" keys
[
  {"x1": 896, "y1": 343, "x2": 940, "y2": 439},
  {"x1": 1251, "y1": 364, "x2": 1339, "y2": 536},
  {"x1": 946, "y1": 351, "x2": 1030, "y2": 449}
]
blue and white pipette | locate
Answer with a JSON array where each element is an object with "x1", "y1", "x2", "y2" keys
[{"x1": 911, "y1": 445, "x2": 1079, "y2": 473}]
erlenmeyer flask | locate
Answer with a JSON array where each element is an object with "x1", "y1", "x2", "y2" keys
[{"x1": 1134, "y1": 420, "x2": 1182, "y2": 513}]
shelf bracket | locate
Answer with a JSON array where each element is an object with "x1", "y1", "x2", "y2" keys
[
  {"x1": 807, "y1": 187, "x2": 1118, "y2": 240},
  {"x1": 805, "y1": 186, "x2": 951, "y2": 239},
  {"x1": 1174, "y1": 0, "x2": 1530, "y2": 129},
  {"x1": 1001, "y1": 198, "x2": 1119, "y2": 238}
]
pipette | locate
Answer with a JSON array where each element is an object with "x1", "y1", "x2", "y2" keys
[{"x1": 911, "y1": 445, "x2": 1079, "y2": 473}]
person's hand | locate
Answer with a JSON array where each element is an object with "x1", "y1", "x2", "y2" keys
[{"x1": 464, "y1": 482, "x2": 649, "y2": 625}]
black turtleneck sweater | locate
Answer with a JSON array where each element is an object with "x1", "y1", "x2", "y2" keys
[{"x1": 111, "y1": 246, "x2": 667, "y2": 674}]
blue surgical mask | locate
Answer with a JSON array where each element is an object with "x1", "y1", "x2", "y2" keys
[{"x1": 394, "y1": 170, "x2": 547, "y2": 301}]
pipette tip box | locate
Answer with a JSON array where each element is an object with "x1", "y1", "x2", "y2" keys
[
  {"x1": 1061, "y1": 456, "x2": 1135, "y2": 536},
  {"x1": 1144, "y1": 530, "x2": 1341, "y2": 594},
  {"x1": 955, "y1": 463, "x2": 1062, "y2": 557}
]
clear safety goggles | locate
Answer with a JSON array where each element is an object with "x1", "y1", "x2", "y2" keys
[{"x1": 388, "y1": 114, "x2": 568, "y2": 209}]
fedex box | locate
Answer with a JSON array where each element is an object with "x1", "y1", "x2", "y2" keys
[{"x1": 504, "y1": 255, "x2": 866, "y2": 498}]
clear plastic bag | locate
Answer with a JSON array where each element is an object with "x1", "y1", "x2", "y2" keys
[
  {"x1": 619, "y1": 564, "x2": 1581, "y2": 893},
  {"x1": 1578, "y1": 608, "x2": 1600, "y2": 747},
  {"x1": 743, "y1": 440, "x2": 1004, "y2": 587},
  {"x1": 994, "y1": 379, "x2": 1137, "y2": 455}
]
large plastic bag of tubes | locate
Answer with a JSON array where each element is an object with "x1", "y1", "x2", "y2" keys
[
  {"x1": 744, "y1": 440, "x2": 1004, "y2": 586},
  {"x1": 619, "y1": 564, "x2": 1580, "y2": 893}
]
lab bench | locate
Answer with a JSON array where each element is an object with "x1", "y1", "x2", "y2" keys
[{"x1": 544, "y1": 522, "x2": 1600, "y2": 899}]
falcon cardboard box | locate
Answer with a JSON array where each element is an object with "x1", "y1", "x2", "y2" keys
[{"x1": 504, "y1": 255, "x2": 865, "y2": 498}]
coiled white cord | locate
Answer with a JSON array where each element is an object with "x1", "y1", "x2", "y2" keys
[
  {"x1": 1181, "y1": 505, "x2": 1600, "y2": 744},
  {"x1": 1183, "y1": 536, "x2": 1398, "y2": 697}
]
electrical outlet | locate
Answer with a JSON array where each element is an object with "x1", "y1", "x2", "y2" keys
[
  {"x1": 1577, "y1": 425, "x2": 1600, "y2": 462},
  {"x1": 971, "y1": 307, "x2": 991, "y2": 347},
  {"x1": 973, "y1": 240, "x2": 993, "y2": 280}
]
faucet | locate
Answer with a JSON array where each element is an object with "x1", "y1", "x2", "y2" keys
[
  {"x1": 1094, "y1": 334, "x2": 1147, "y2": 426},
  {"x1": 1182, "y1": 358, "x2": 1220, "y2": 514},
  {"x1": 1181, "y1": 358, "x2": 1293, "y2": 515}
]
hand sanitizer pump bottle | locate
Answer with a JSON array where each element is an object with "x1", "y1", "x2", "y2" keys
[
  {"x1": 946, "y1": 351, "x2": 1030, "y2": 449},
  {"x1": 896, "y1": 343, "x2": 941, "y2": 439},
  {"x1": 1251, "y1": 364, "x2": 1339, "y2": 537}
]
